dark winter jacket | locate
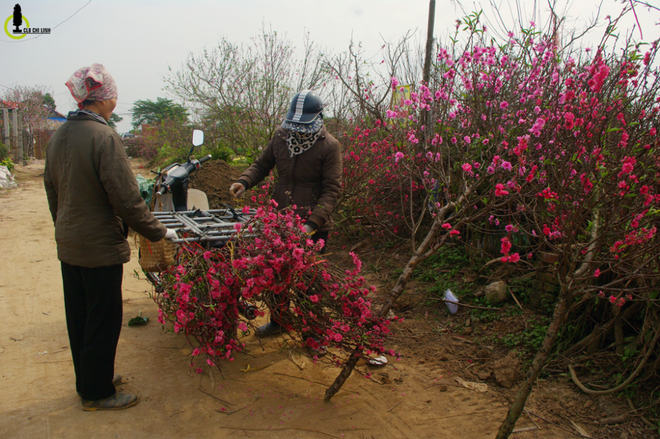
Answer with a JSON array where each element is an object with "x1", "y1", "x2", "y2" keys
[
  {"x1": 238, "y1": 126, "x2": 342, "y2": 232},
  {"x1": 44, "y1": 110, "x2": 167, "y2": 267}
]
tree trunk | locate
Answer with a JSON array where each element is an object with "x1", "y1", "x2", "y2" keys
[
  {"x1": 378, "y1": 252, "x2": 423, "y2": 317},
  {"x1": 324, "y1": 347, "x2": 362, "y2": 402},
  {"x1": 378, "y1": 212, "x2": 449, "y2": 317},
  {"x1": 495, "y1": 287, "x2": 571, "y2": 438},
  {"x1": 586, "y1": 324, "x2": 603, "y2": 356},
  {"x1": 327, "y1": 199, "x2": 457, "y2": 402},
  {"x1": 614, "y1": 309, "x2": 624, "y2": 356}
]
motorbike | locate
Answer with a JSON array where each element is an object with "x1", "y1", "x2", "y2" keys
[
  {"x1": 152, "y1": 129, "x2": 211, "y2": 212},
  {"x1": 144, "y1": 129, "x2": 258, "y2": 319}
]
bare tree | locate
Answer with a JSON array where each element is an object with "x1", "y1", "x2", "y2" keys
[
  {"x1": 165, "y1": 25, "x2": 330, "y2": 154},
  {"x1": 2, "y1": 85, "x2": 53, "y2": 152},
  {"x1": 322, "y1": 31, "x2": 423, "y2": 123}
]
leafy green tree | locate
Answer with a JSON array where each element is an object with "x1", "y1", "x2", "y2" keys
[
  {"x1": 42, "y1": 93, "x2": 56, "y2": 110},
  {"x1": 130, "y1": 97, "x2": 188, "y2": 129},
  {"x1": 107, "y1": 113, "x2": 123, "y2": 129}
]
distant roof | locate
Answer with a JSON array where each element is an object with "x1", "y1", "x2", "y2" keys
[
  {"x1": 47, "y1": 108, "x2": 66, "y2": 119},
  {"x1": 0, "y1": 100, "x2": 19, "y2": 109},
  {"x1": 0, "y1": 103, "x2": 66, "y2": 119}
]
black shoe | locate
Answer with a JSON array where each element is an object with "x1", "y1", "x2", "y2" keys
[{"x1": 255, "y1": 321, "x2": 284, "y2": 337}]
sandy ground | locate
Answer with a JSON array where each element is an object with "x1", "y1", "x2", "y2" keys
[{"x1": 0, "y1": 160, "x2": 594, "y2": 439}]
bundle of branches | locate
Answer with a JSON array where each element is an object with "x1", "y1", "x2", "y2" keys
[{"x1": 154, "y1": 202, "x2": 394, "y2": 396}]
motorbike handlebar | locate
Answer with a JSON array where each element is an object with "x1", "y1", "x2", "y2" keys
[{"x1": 154, "y1": 155, "x2": 211, "y2": 197}]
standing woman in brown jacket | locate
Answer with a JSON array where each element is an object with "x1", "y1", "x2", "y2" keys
[
  {"x1": 229, "y1": 90, "x2": 342, "y2": 338},
  {"x1": 44, "y1": 64, "x2": 175, "y2": 410}
]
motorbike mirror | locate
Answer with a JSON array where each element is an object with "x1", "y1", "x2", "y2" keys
[{"x1": 192, "y1": 130, "x2": 204, "y2": 147}]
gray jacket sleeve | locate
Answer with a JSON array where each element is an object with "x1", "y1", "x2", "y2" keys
[
  {"x1": 43, "y1": 156, "x2": 58, "y2": 224},
  {"x1": 98, "y1": 132, "x2": 167, "y2": 242}
]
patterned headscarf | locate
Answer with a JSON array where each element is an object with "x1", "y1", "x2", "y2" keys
[
  {"x1": 65, "y1": 63, "x2": 118, "y2": 109},
  {"x1": 282, "y1": 116, "x2": 324, "y2": 157}
]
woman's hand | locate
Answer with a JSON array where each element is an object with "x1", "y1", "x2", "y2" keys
[
  {"x1": 164, "y1": 228, "x2": 177, "y2": 240},
  {"x1": 229, "y1": 182, "x2": 246, "y2": 198}
]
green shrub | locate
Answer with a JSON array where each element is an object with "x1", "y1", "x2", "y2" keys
[
  {"x1": 0, "y1": 142, "x2": 9, "y2": 162},
  {"x1": 1, "y1": 157, "x2": 14, "y2": 173},
  {"x1": 153, "y1": 141, "x2": 189, "y2": 167},
  {"x1": 210, "y1": 145, "x2": 233, "y2": 163}
]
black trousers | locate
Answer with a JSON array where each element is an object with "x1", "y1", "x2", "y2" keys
[{"x1": 61, "y1": 262, "x2": 123, "y2": 400}]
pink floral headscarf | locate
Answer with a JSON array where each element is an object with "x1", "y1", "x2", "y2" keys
[{"x1": 65, "y1": 63, "x2": 118, "y2": 109}]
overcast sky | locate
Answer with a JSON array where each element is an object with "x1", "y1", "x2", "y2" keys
[{"x1": 1, "y1": 0, "x2": 658, "y2": 134}]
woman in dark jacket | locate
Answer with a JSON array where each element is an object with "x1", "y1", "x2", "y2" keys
[
  {"x1": 229, "y1": 90, "x2": 342, "y2": 340},
  {"x1": 44, "y1": 64, "x2": 175, "y2": 411}
]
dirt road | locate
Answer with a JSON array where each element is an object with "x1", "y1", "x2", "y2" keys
[{"x1": 0, "y1": 160, "x2": 588, "y2": 439}]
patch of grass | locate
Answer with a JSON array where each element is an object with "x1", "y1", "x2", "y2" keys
[
  {"x1": 419, "y1": 246, "x2": 470, "y2": 273},
  {"x1": 416, "y1": 246, "x2": 474, "y2": 300},
  {"x1": 390, "y1": 266, "x2": 404, "y2": 280},
  {"x1": 504, "y1": 306, "x2": 524, "y2": 318},
  {"x1": 368, "y1": 264, "x2": 381, "y2": 274},
  {"x1": 499, "y1": 323, "x2": 548, "y2": 350},
  {"x1": 467, "y1": 305, "x2": 500, "y2": 323},
  {"x1": 508, "y1": 275, "x2": 535, "y2": 303}
]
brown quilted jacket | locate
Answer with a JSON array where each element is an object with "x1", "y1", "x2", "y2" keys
[
  {"x1": 44, "y1": 111, "x2": 167, "y2": 267},
  {"x1": 238, "y1": 126, "x2": 342, "y2": 232}
]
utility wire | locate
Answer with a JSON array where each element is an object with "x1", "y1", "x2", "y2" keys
[{"x1": 50, "y1": 0, "x2": 94, "y2": 32}]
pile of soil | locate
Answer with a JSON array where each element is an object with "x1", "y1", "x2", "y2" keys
[{"x1": 189, "y1": 159, "x2": 245, "y2": 209}]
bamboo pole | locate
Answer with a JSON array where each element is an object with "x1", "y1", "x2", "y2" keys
[
  {"x1": 2, "y1": 108, "x2": 9, "y2": 147},
  {"x1": 18, "y1": 111, "x2": 26, "y2": 166},
  {"x1": 12, "y1": 109, "x2": 18, "y2": 162}
]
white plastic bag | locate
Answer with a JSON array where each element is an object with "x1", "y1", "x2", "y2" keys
[
  {"x1": 0, "y1": 165, "x2": 17, "y2": 189},
  {"x1": 444, "y1": 289, "x2": 459, "y2": 314}
]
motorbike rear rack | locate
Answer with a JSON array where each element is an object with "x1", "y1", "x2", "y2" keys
[{"x1": 152, "y1": 207, "x2": 257, "y2": 246}]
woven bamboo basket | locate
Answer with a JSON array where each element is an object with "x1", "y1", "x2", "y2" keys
[{"x1": 136, "y1": 234, "x2": 176, "y2": 272}]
